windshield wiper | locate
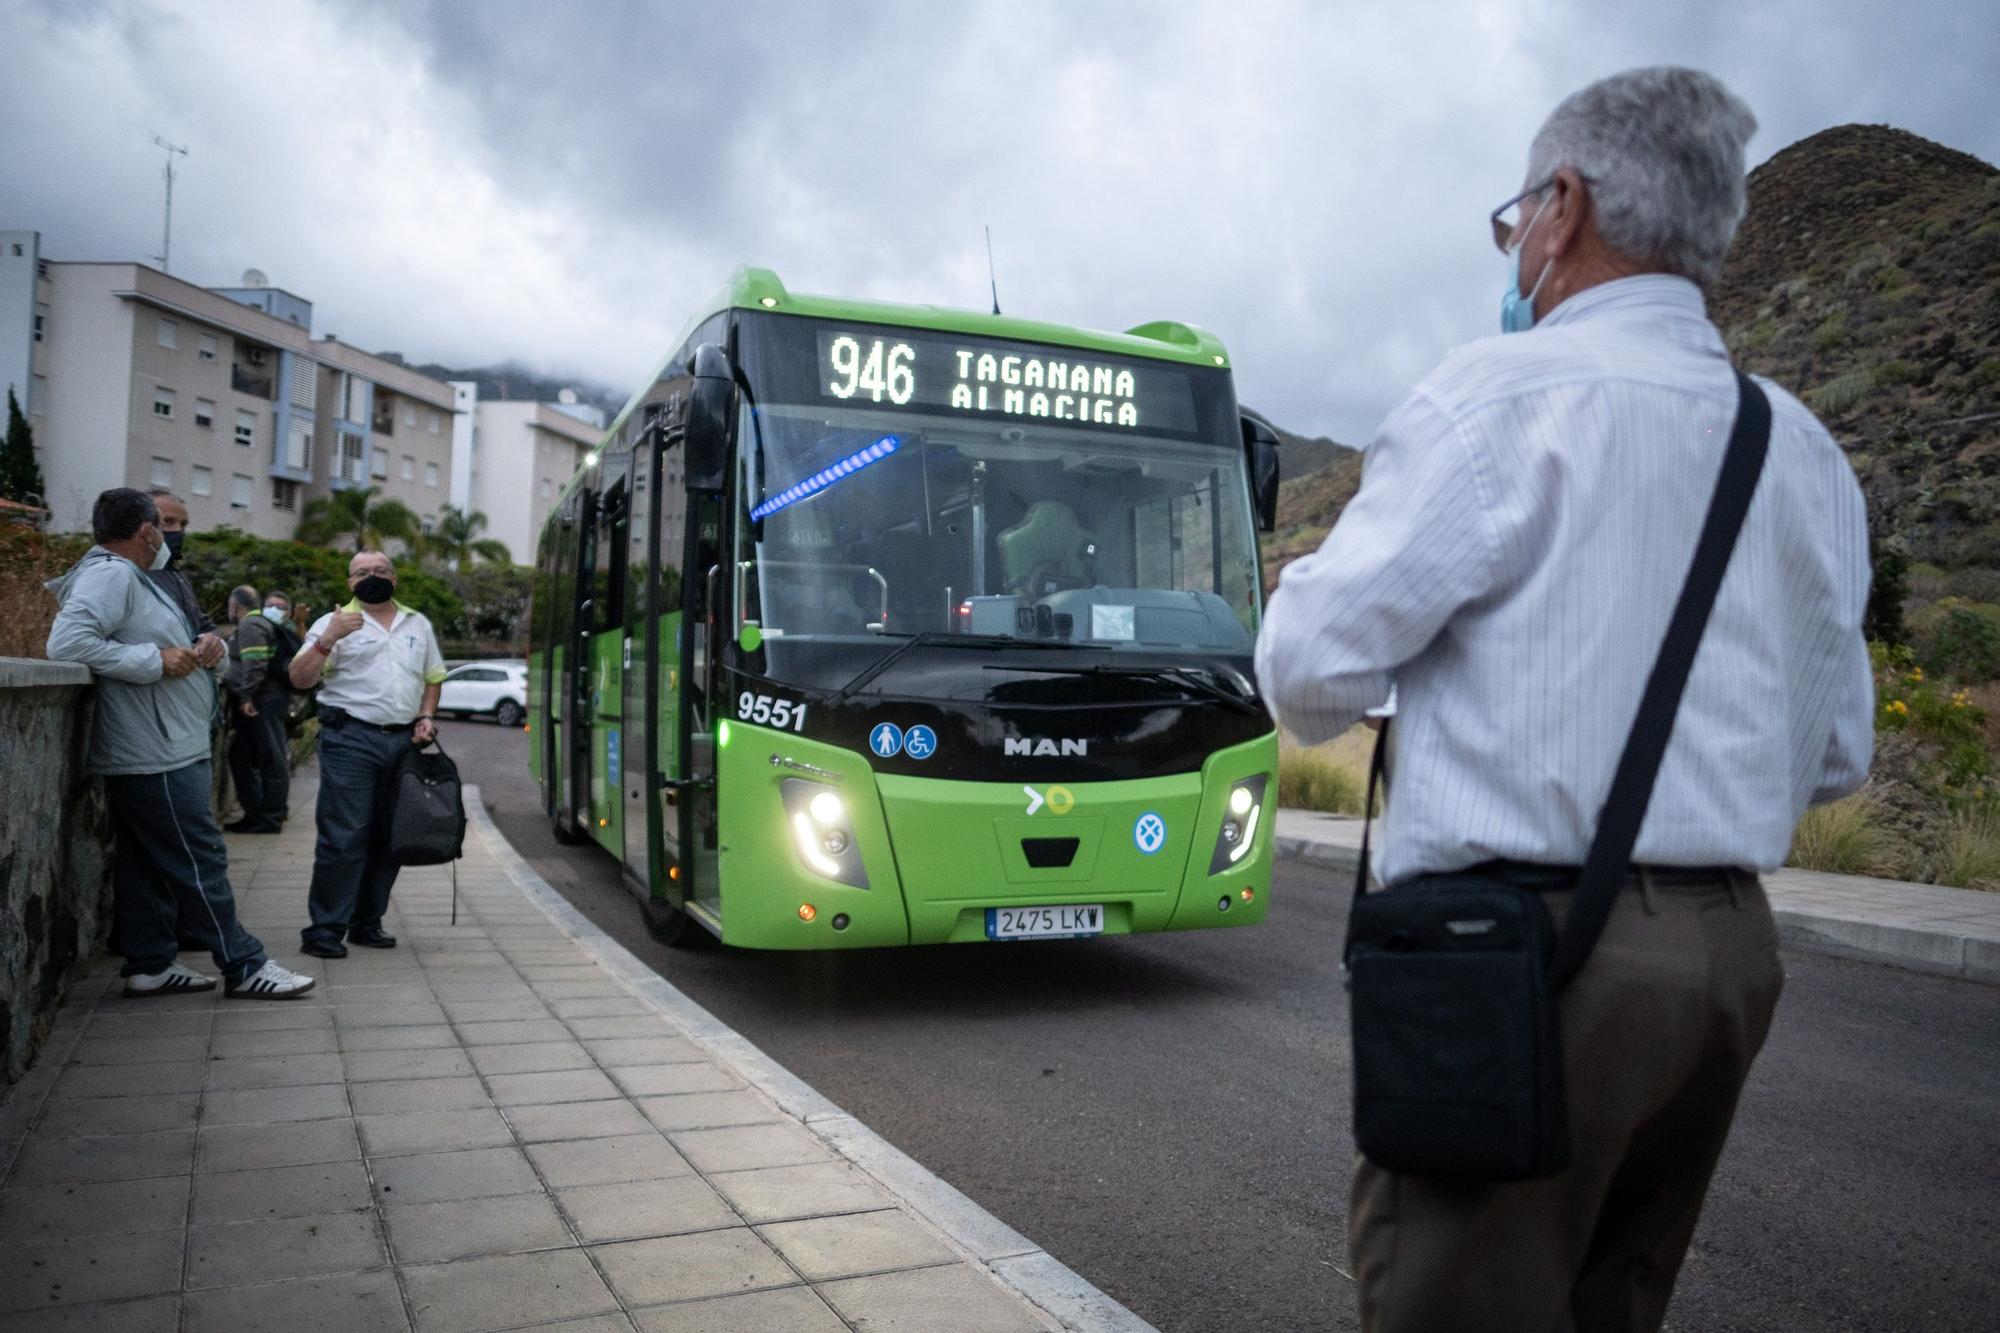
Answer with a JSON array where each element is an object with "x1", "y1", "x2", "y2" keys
[
  {"x1": 835, "y1": 633, "x2": 1101, "y2": 702},
  {"x1": 986, "y1": 660, "x2": 1264, "y2": 716}
]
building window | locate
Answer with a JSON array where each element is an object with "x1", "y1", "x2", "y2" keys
[
  {"x1": 427, "y1": 410, "x2": 440, "y2": 434},
  {"x1": 32, "y1": 310, "x2": 45, "y2": 342},
  {"x1": 421, "y1": 513, "x2": 436, "y2": 535},
  {"x1": 190, "y1": 465, "x2": 212, "y2": 497},
  {"x1": 157, "y1": 317, "x2": 177, "y2": 349},
  {"x1": 152, "y1": 387, "x2": 175, "y2": 418},
  {"x1": 371, "y1": 447, "x2": 389, "y2": 479},
  {"x1": 403, "y1": 406, "x2": 416, "y2": 427},
  {"x1": 272, "y1": 479, "x2": 299, "y2": 511},
  {"x1": 230, "y1": 473, "x2": 253, "y2": 510},
  {"x1": 194, "y1": 398, "x2": 215, "y2": 427},
  {"x1": 539, "y1": 478, "x2": 552, "y2": 499},
  {"x1": 372, "y1": 392, "x2": 395, "y2": 435},
  {"x1": 150, "y1": 457, "x2": 173, "y2": 488},
  {"x1": 337, "y1": 430, "x2": 367, "y2": 484},
  {"x1": 198, "y1": 333, "x2": 218, "y2": 362},
  {"x1": 235, "y1": 409, "x2": 256, "y2": 446},
  {"x1": 400, "y1": 455, "x2": 414, "y2": 480},
  {"x1": 285, "y1": 420, "x2": 312, "y2": 471},
  {"x1": 424, "y1": 461, "x2": 438, "y2": 487}
]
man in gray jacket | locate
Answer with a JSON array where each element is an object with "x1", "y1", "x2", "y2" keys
[{"x1": 46, "y1": 487, "x2": 313, "y2": 999}]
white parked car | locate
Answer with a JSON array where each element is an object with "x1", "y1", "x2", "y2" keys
[{"x1": 438, "y1": 660, "x2": 528, "y2": 728}]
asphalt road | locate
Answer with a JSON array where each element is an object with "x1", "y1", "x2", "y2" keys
[{"x1": 440, "y1": 717, "x2": 2000, "y2": 1333}]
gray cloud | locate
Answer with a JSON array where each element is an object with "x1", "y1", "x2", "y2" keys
[{"x1": 5, "y1": 0, "x2": 1996, "y2": 445}]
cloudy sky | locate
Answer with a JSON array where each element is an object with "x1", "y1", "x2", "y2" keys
[{"x1": 5, "y1": 0, "x2": 1996, "y2": 443}]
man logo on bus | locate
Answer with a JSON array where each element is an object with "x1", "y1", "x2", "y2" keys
[
  {"x1": 1005, "y1": 737, "x2": 1088, "y2": 757},
  {"x1": 1133, "y1": 812, "x2": 1167, "y2": 855},
  {"x1": 869, "y1": 722, "x2": 903, "y2": 758}
]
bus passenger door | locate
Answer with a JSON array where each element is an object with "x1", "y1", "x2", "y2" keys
[
  {"x1": 678, "y1": 491, "x2": 726, "y2": 925},
  {"x1": 566, "y1": 488, "x2": 598, "y2": 839}
]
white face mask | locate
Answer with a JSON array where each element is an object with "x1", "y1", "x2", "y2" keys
[{"x1": 148, "y1": 529, "x2": 172, "y2": 571}]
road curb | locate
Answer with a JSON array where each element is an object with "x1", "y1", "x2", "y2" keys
[
  {"x1": 1273, "y1": 827, "x2": 1998, "y2": 984},
  {"x1": 462, "y1": 786, "x2": 1157, "y2": 1333}
]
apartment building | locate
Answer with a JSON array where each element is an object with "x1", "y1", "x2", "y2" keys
[
  {"x1": 0, "y1": 229, "x2": 460, "y2": 541},
  {"x1": 462, "y1": 390, "x2": 603, "y2": 565}
]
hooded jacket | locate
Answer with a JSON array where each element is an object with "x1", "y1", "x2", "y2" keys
[{"x1": 46, "y1": 546, "x2": 219, "y2": 776}]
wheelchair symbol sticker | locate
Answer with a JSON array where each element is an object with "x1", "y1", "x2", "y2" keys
[
  {"x1": 869, "y1": 722, "x2": 904, "y2": 758},
  {"x1": 904, "y1": 725, "x2": 937, "y2": 760},
  {"x1": 1133, "y1": 812, "x2": 1167, "y2": 854}
]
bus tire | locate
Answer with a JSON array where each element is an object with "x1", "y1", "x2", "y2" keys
[{"x1": 640, "y1": 895, "x2": 711, "y2": 948}]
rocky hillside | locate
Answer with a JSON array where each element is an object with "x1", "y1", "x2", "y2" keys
[
  {"x1": 1715, "y1": 124, "x2": 2000, "y2": 588},
  {"x1": 1259, "y1": 124, "x2": 2000, "y2": 608}
]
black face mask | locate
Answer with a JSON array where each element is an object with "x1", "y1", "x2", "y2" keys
[
  {"x1": 162, "y1": 531, "x2": 185, "y2": 565},
  {"x1": 353, "y1": 575, "x2": 396, "y2": 605}
]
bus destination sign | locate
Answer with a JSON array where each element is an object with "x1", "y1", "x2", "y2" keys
[{"x1": 815, "y1": 328, "x2": 1200, "y2": 434}]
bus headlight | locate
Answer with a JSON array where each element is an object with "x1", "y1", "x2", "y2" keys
[
  {"x1": 1208, "y1": 775, "x2": 1268, "y2": 875},
  {"x1": 781, "y1": 779, "x2": 868, "y2": 888}
]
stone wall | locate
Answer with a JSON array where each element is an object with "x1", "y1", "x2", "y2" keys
[{"x1": 0, "y1": 658, "x2": 110, "y2": 1084}]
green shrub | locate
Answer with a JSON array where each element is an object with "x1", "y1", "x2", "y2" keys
[
  {"x1": 1911, "y1": 599, "x2": 2000, "y2": 682},
  {"x1": 1971, "y1": 359, "x2": 2000, "y2": 388},
  {"x1": 1811, "y1": 313, "x2": 1848, "y2": 352},
  {"x1": 1874, "y1": 359, "x2": 1921, "y2": 387},
  {"x1": 1809, "y1": 369, "x2": 1875, "y2": 415},
  {"x1": 1871, "y1": 265, "x2": 1912, "y2": 292}
]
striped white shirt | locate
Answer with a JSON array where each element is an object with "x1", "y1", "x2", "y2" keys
[{"x1": 1256, "y1": 275, "x2": 1874, "y2": 885}]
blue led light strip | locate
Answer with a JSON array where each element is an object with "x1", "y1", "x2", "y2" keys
[{"x1": 749, "y1": 436, "x2": 900, "y2": 522}]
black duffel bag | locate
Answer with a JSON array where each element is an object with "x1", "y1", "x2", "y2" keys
[
  {"x1": 389, "y1": 734, "x2": 466, "y2": 867},
  {"x1": 1343, "y1": 371, "x2": 1770, "y2": 1181}
]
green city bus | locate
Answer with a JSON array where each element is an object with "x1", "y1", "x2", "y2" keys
[{"x1": 528, "y1": 267, "x2": 1283, "y2": 949}]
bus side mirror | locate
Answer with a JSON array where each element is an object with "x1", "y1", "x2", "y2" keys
[
  {"x1": 1241, "y1": 415, "x2": 1280, "y2": 533},
  {"x1": 686, "y1": 343, "x2": 737, "y2": 494}
]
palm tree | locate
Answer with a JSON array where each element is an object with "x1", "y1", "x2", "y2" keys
[
  {"x1": 427, "y1": 504, "x2": 513, "y2": 571},
  {"x1": 296, "y1": 485, "x2": 421, "y2": 553}
]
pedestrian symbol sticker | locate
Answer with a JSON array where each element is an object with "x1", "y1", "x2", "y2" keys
[
  {"x1": 904, "y1": 725, "x2": 937, "y2": 760},
  {"x1": 869, "y1": 722, "x2": 904, "y2": 758},
  {"x1": 1133, "y1": 812, "x2": 1166, "y2": 854}
]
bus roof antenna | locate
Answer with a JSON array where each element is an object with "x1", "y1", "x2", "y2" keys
[{"x1": 985, "y1": 225, "x2": 1001, "y2": 316}]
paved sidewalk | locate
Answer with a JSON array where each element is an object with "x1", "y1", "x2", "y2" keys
[
  {"x1": 0, "y1": 773, "x2": 1115, "y2": 1333},
  {"x1": 1276, "y1": 808, "x2": 2000, "y2": 983}
]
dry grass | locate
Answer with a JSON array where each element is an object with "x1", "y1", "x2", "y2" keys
[
  {"x1": 0, "y1": 527, "x2": 84, "y2": 658},
  {"x1": 1931, "y1": 802, "x2": 2000, "y2": 891},
  {"x1": 1278, "y1": 727, "x2": 1379, "y2": 816},
  {"x1": 1787, "y1": 792, "x2": 1896, "y2": 876}
]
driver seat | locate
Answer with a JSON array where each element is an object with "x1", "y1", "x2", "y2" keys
[{"x1": 997, "y1": 501, "x2": 1094, "y2": 594}]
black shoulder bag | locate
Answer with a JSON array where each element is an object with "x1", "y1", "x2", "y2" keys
[
  {"x1": 1342, "y1": 371, "x2": 1771, "y2": 1181},
  {"x1": 388, "y1": 733, "x2": 469, "y2": 923}
]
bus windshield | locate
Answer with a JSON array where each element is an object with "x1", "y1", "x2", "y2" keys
[{"x1": 733, "y1": 399, "x2": 1261, "y2": 691}]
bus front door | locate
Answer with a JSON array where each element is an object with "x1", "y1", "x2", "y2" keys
[
  {"x1": 677, "y1": 492, "x2": 725, "y2": 926},
  {"x1": 566, "y1": 490, "x2": 599, "y2": 840}
]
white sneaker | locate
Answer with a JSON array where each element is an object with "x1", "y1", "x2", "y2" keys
[
  {"x1": 225, "y1": 961, "x2": 316, "y2": 1000},
  {"x1": 123, "y1": 961, "x2": 218, "y2": 997}
]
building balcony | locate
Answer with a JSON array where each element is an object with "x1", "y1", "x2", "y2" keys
[{"x1": 232, "y1": 366, "x2": 276, "y2": 399}]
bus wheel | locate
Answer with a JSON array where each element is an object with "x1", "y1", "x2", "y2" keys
[{"x1": 640, "y1": 895, "x2": 711, "y2": 949}]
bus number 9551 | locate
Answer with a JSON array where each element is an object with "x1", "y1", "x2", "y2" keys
[{"x1": 738, "y1": 692, "x2": 809, "y2": 732}]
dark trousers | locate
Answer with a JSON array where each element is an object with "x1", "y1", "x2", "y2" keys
[
  {"x1": 104, "y1": 762, "x2": 267, "y2": 985},
  {"x1": 303, "y1": 720, "x2": 411, "y2": 947},
  {"x1": 228, "y1": 692, "x2": 291, "y2": 824},
  {"x1": 1349, "y1": 872, "x2": 1784, "y2": 1333}
]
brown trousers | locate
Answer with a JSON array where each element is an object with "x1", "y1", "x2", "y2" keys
[{"x1": 1350, "y1": 872, "x2": 1784, "y2": 1333}]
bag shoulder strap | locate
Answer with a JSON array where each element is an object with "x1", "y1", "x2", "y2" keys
[
  {"x1": 1345, "y1": 371, "x2": 1772, "y2": 987},
  {"x1": 1547, "y1": 370, "x2": 1771, "y2": 989}
]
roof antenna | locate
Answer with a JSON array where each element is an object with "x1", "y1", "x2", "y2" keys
[{"x1": 985, "y1": 225, "x2": 1001, "y2": 316}]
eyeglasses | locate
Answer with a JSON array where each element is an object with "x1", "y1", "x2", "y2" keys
[
  {"x1": 1488, "y1": 172, "x2": 1592, "y2": 253},
  {"x1": 1489, "y1": 177, "x2": 1557, "y2": 254}
]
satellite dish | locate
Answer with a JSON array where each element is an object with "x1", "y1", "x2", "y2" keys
[
  {"x1": 557, "y1": 388, "x2": 578, "y2": 405},
  {"x1": 241, "y1": 268, "x2": 268, "y2": 288}
]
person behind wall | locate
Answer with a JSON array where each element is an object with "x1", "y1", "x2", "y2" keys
[
  {"x1": 144, "y1": 487, "x2": 222, "y2": 656},
  {"x1": 45, "y1": 487, "x2": 315, "y2": 999},
  {"x1": 288, "y1": 549, "x2": 446, "y2": 959},
  {"x1": 1255, "y1": 67, "x2": 1872, "y2": 1332},
  {"x1": 222, "y1": 584, "x2": 293, "y2": 833}
]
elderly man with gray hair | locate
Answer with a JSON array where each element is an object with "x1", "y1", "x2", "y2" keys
[{"x1": 1258, "y1": 69, "x2": 1871, "y2": 1330}]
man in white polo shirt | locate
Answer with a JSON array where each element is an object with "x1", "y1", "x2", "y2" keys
[{"x1": 288, "y1": 549, "x2": 447, "y2": 958}]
